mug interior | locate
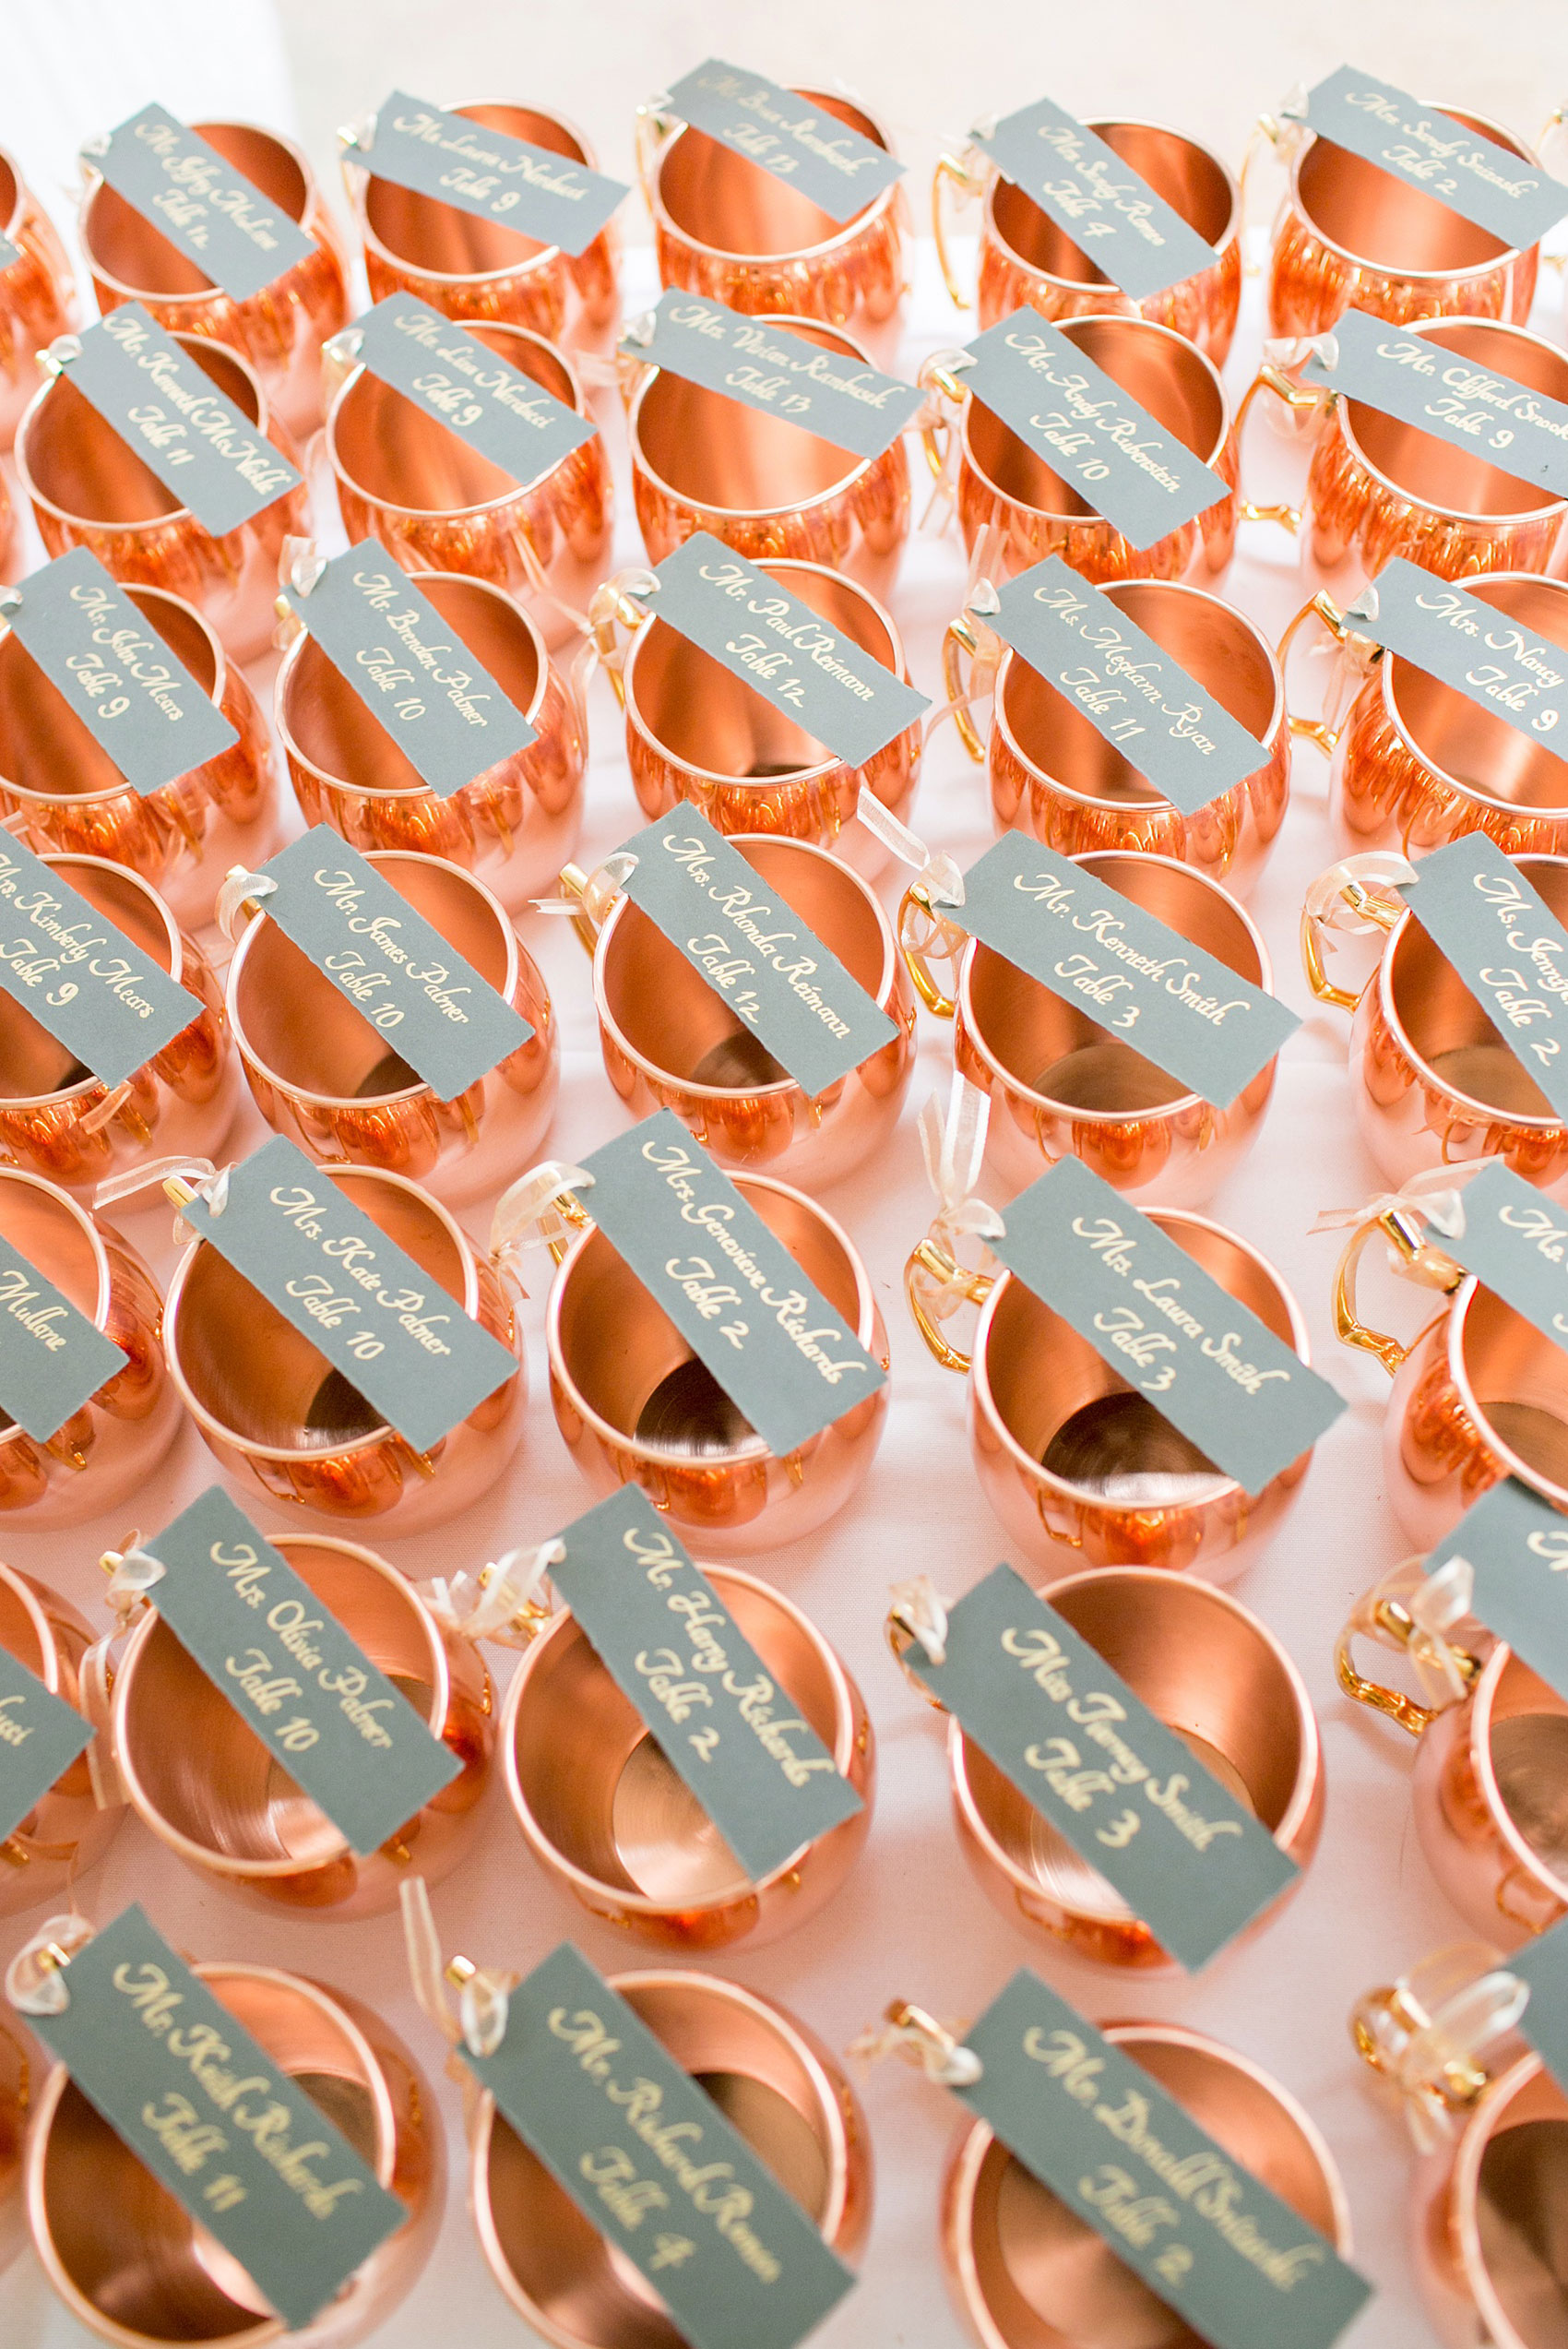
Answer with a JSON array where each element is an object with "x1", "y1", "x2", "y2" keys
[
  {"x1": 23, "y1": 335, "x2": 262, "y2": 526},
  {"x1": 1297, "y1": 108, "x2": 1526, "y2": 272},
  {"x1": 1344, "y1": 321, "x2": 1568, "y2": 520},
  {"x1": 83, "y1": 124, "x2": 309, "y2": 295},
  {"x1": 365, "y1": 103, "x2": 589, "y2": 275},
  {"x1": 1481, "y1": 1649, "x2": 1568, "y2": 1896},
  {"x1": 1457, "y1": 1285, "x2": 1568, "y2": 1505},
  {"x1": 1384, "y1": 576, "x2": 1568, "y2": 815},
  {"x1": 1387, "y1": 869, "x2": 1568, "y2": 1122},
  {"x1": 1469, "y1": 2062, "x2": 1568, "y2": 2347},
  {"x1": 992, "y1": 120, "x2": 1232, "y2": 287},
  {"x1": 635, "y1": 316, "x2": 869, "y2": 510},
  {"x1": 659, "y1": 89, "x2": 889, "y2": 256},
  {"x1": 330, "y1": 324, "x2": 579, "y2": 511}
]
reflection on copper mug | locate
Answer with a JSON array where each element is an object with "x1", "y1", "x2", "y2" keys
[
  {"x1": 642, "y1": 86, "x2": 908, "y2": 370},
  {"x1": 0, "y1": 1563, "x2": 118, "y2": 1914},
  {"x1": 932, "y1": 119, "x2": 1241, "y2": 362},
  {"x1": 0, "y1": 142, "x2": 76, "y2": 450},
  {"x1": 0, "y1": 2010, "x2": 24, "y2": 2277},
  {"x1": 105, "y1": 1531, "x2": 493, "y2": 1918},
  {"x1": 908, "y1": 1203, "x2": 1316, "y2": 1581},
  {"x1": 545, "y1": 1168, "x2": 888, "y2": 1556},
  {"x1": 347, "y1": 100, "x2": 621, "y2": 352},
  {"x1": 277, "y1": 567, "x2": 586, "y2": 911},
  {"x1": 625, "y1": 311, "x2": 910, "y2": 596},
  {"x1": 0, "y1": 580, "x2": 275, "y2": 928},
  {"x1": 899, "y1": 850, "x2": 1279, "y2": 1207},
  {"x1": 323, "y1": 319, "x2": 612, "y2": 650},
  {"x1": 502, "y1": 1563, "x2": 873, "y2": 1950},
  {"x1": 226, "y1": 848, "x2": 556, "y2": 1205},
  {"x1": 945, "y1": 578, "x2": 1289, "y2": 891},
  {"x1": 566, "y1": 831, "x2": 915, "y2": 1188},
  {"x1": 15, "y1": 330, "x2": 309, "y2": 662},
  {"x1": 1304, "y1": 852, "x2": 1568, "y2": 1196},
  {"x1": 472, "y1": 1968, "x2": 871, "y2": 2337},
  {"x1": 590, "y1": 558, "x2": 921, "y2": 877},
  {"x1": 79, "y1": 119, "x2": 350, "y2": 439},
  {"x1": 920, "y1": 315, "x2": 1238, "y2": 587},
  {"x1": 27, "y1": 1958, "x2": 443, "y2": 2348},
  {"x1": 164, "y1": 1163, "x2": 524, "y2": 1529},
  {"x1": 942, "y1": 2017, "x2": 1352, "y2": 2349},
  {"x1": 0, "y1": 1168, "x2": 177, "y2": 1521}
]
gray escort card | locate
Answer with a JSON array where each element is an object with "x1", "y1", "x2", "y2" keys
[
  {"x1": 1298, "y1": 67, "x2": 1568, "y2": 251},
  {"x1": 1396, "y1": 836, "x2": 1568, "y2": 1122},
  {"x1": 246, "y1": 832, "x2": 533, "y2": 1101},
  {"x1": 624, "y1": 291, "x2": 921, "y2": 463},
  {"x1": 1514, "y1": 1917, "x2": 1568, "y2": 2094},
  {"x1": 280, "y1": 544, "x2": 537, "y2": 800},
  {"x1": 975, "y1": 97, "x2": 1219, "y2": 302},
  {"x1": 616, "y1": 808, "x2": 897, "y2": 1098},
  {"x1": 576, "y1": 1111, "x2": 886, "y2": 1458},
  {"x1": 987, "y1": 558, "x2": 1266, "y2": 817},
  {"x1": 1304, "y1": 307, "x2": 1568, "y2": 500},
  {"x1": 959, "y1": 315, "x2": 1229, "y2": 548},
  {"x1": 992, "y1": 1157, "x2": 1345, "y2": 1496},
  {"x1": 23, "y1": 1904, "x2": 405, "y2": 2331},
  {"x1": 645, "y1": 533, "x2": 929, "y2": 768},
  {"x1": 5, "y1": 549, "x2": 238, "y2": 795},
  {"x1": 58, "y1": 304, "x2": 303, "y2": 539},
  {"x1": 0, "y1": 1642, "x2": 92, "y2": 1844},
  {"x1": 89, "y1": 103, "x2": 316, "y2": 302},
  {"x1": 362, "y1": 91, "x2": 627, "y2": 256},
  {"x1": 948, "y1": 831, "x2": 1298, "y2": 1107},
  {"x1": 0, "y1": 830, "x2": 203, "y2": 1088},
  {"x1": 0, "y1": 1230, "x2": 126, "y2": 1443},
  {"x1": 0, "y1": 235, "x2": 18, "y2": 273},
  {"x1": 178, "y1": 1136, "x2": 517, "y2": 1454},
  {"x1": 1347, "y1": 557, "x2": 1568, "y2": 747},
  {"x1": 1425, "y1": 1158, "x2": 1568, "y2": 1365},
  {"x1": 663, "y1": 59, "x2": 904, "y2": 222},
  {"x1": 462, "y1": 1941, "x2": 855, "y2": 2349},
  {"x1": 1428, "y1": 1477, "x2": 1568, "y2": 1705},
  {"x1": 953, "y1": 1971, "x2": 1372, "y2": 2349},
  {"x1": 905, "y1": 1563, "x2": 1297, "y2": 1969},
  {"x1": 142, "y1": 1485, "x2": 461, "y2": 1856},
  {"x1": 551, "y1": 1486, "x2": 861, "y2": 1883},
  {"x1": 349, "y1": 293, "x2": 596, "y2": 492}
]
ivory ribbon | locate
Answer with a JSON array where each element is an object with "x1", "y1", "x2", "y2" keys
[
  {"x1": 888, "y1": 1574, "x2": 950, "y2": 1667},
  {"x1": 1346, "y1": 1553, "x2": 1479, "y2": 1709},
  {"x1": 849, "y1": 2003, "x2": 983, "y2": 2088},
  {"x1": 6, "y1": 1912, "x2": 94, "y2": 2017},
  {"x1": 423, "y1": 1540, "x2": 564, "y2": 1649},
  {"x1": 400, "y1": 1877, "x2": 513, "y2": 2061},
  {"x1": 1357, "y1": 1943, "x2": 1531, "y2": 2152},
  {"x1": 490, "y1": 1159, "x2": 596, "y2": 1260}
]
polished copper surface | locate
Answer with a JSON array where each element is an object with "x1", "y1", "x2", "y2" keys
[
  {"x1": 1410, "y1": 2052, "x2": 1568, "y2": 2349},
  {"x1": 0, "y1": 142, "x2": 77, "y2": 451},
  {"x1": 0, "y1": 2009, "x2": 25, "y2": 2277},
  {"x1": 1409, "y1": 1637, "x2": 1568, "y2": 1948},
  {"x1": 0, "y1": 1561, "x2": 118, "y2": 1914}
]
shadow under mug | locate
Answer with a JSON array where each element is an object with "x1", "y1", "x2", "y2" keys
[
  {"x1": 909, "y1": 1203, "x2": 1316, "y2": 1582},
  {"x1": 27, "y1": 1960, "x2": 443, "y2": 2349},
  {"x1": 568, "y1": 830, "x2": 915, "y2": 1189},
  {"x1": 277, "y1": 567, "x2": 587, "y2": 911},
  {"x1": 501, "y1": 1561, "x2": 873, "y2": 1950},
  {"x1": 15, "y1": 329, "x2": 310, "y2": 663},
  {"x1": 546, "y1": 1168, "x2": 888, "y2": 1556},
  {"x1": 164, "y1": 1162, "x2": 524, "y2": 1530},
  {"x1": 79, "y1": 118, "x2": 351, "y2": 440},
  {"x1": 227, "y1": 847, "x2": 557, "y2": 1205},
  {"x1": 0, "y1": 1562, "x2": 118, "y2": 1915},
  {"x1": 0, "y1": 140, "x2": 77, "y2": 451},
  {"x1": 471, "y1": 1968, "x2": 871, "y2": 2343}
]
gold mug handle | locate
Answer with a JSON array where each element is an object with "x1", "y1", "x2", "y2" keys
[
  {"x1": 587, "y1": 576, "x2": 647, "y2": 712},
  {"x1": 905, "y1": 1231, "x2": 994, "y2": 1376},
  {"x1": 555, "y1": 863, "x2": 604, "y2": 960},
  {"x1": 941, "y1": 615, "x2": 997, "y2": 766},
  {"x1": 1277, "y1": 588, "x2": 1368, "y2": 758},
  {"x1": 1335, "y1": 1574, "x2": 1480, "y2": 1737},
  {"x1": 885, "y1": 1604, "x2": 949, "y2": 1709},
  {"x1": 1232, "y1": 362, "x2": 1326, "y2": 531},
  {"x1": 916, "y1": 354, "x2": 971, "y2": 485},
  {"x1": 1236, "y1": 111, "x2": 1289, "y2": 278},
  {"x1": 897, "y1": 884, "x2": 968, "y2": 1018},
  {"x1": 932, "y1": 149, "x2": 980, "y2": 312},
  {"x1": 1332, "y1": 1208, "x2": 1466, "y2": 1375},
  {"x1": 634, "y1": 101, "x2": 674, "y2": 222},
  {"x1": 1300, "y1": 860, "x2": 1405, "y2": 1012}
]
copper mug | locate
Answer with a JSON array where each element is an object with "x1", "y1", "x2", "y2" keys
[
  {"x1": 0, "y1": 2010, "x2": 24, "y2": 2277},
  {"x1": 0, "y1": 579, "x2": 275, "y2": 929},
  {"x1": 25, "y1": 1955, "x2": 443, "y2": 2349},
  {"x1": 0, "y1": 1563, "x2": 119, "y2": 1914},
  {"x1": 0, "y1": 141, "x2": 77, "y2": 450},
  {"x1": 501, "y1": 1561, "x2": 873, "y2": 1950},
  {"x1": 564, "y1": 831, "x2": 915, "y2": 1188},
  {"x1": 16, "y1": 329, "x2": 309, "y2": 663},
  {"x1": 898, "y1": 850, "x2": 1280, "y2": 1207},
  {"x1": 345, "y1": 99, "x2": 621, "y2": 352},
  {"x1": 79, "y1": 119, "x2": 351, "y2": 439},
  {"x1": 909, "y1": 1200, "x2": 1317, "y2": 1582},
  {"x1": 944, "y1": 577, "x2": 1289, "y2": 892},
  {"x1": 322, "y1": 318, "x2": 612, "y2": 651},
  {"x1": 163, "y1": 1161, "x2": 524, "y2": 1529},
  {"x1": 276, "y1": 566, "x2": 587, "y2": 912},
  {"x1": 640, "y1": 83, "x2": 909, "y2": 370},
  {"x1": 919, "y1": 314, "x2": 1239, "y2": 589},
  {"x1": 589, "y1": 558, "x2": 921, "y2": 876},
  {"x1": 224, "y1": 847, "x2": 557, "y2": 1205},
  {"x1": 472, "y1": 1967, "x2": 871, "y2": 2339},
  {"x1": 538, "y1": 1163, "x2": 888, "y2": 1556},
  {"x1": 932, "y1": 118, "x2": 1242, "y2": 363},
  {"x1": 1304, "y1": 850, "x2": 1568, "y2": 1197},
  {"x1": 624, "y1": 311, "x2": 910, "y2": 597}
]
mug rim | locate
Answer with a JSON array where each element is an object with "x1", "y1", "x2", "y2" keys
[
  {"x1": 982, "y1": 114, "x2": 1241, "y2": 292},
  {"x1": 354, "y1": 96, "x2": 605, "y2": 285},
  {"x1": 78, "y1": 118, "x2": 326, "y2": 306},
  {"x1": 1450, "y1": 2046, "x2": 1565, "y2": 2349},
  {"x1": 1445, "y1": 1271, "x2": 1568, "y2": 1510},
  {"x1": 650, "y1": 89, "x2": 902, "y2": 268}
]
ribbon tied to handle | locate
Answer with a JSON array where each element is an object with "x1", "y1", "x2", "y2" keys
[
  {"x1": 422, "y1": 1539, "x2": 564, "y2": 1649},
  {"x1": 531, "y1": 850, "x2": 638, "y2": 925},
  {"x1": 1312, "y1": 1157, "x2": 1489, "y2": 1254},
  {"x1": 1304, "y1": 850, "x2": 1416, "y2": 936},
  {"x1": 1347, "y1": 1553, "x2": 1480, "y2": 1709},
  {"x1": 914, "y1": 1078, "x2": 1004, "y2": 1322},
  {"x1": 490, "y1": 1159, "x2": 596, "y2": 1264},
  {"x1": 888, "y1": 1574, "x2": 950, "y2": 1667},
  {"x1": 6, "y1": 1912, "x2": 95, "y2": 2017},
  {"x1": 855, "y1": 784, "x2": 965, "y2": 914},
  {"x1": 1352, "y1": 1942, "x2": 1530, "y2": 2152},
  {"x1": 401, "y1": 1876, "x2": 513, "y2": 2063},
  {"x1": 849, "y1": 1999, "x2": 983, "y2": 2088}
]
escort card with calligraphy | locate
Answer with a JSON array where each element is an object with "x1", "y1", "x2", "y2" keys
[
  {"x1": 89, "y1": 103, "x2": 317, "y2": 301},
  {"x1": 576, "y1": 1112, "x2": 886, "y2": 1458},
  {"x1": 992, "y1": 1158, "x2": 1344, "y2": 1496},
  {"x1": 0, "y1": 1225, "x2": 125, "y2": 1443},
  {"x1": 348, "y1": 293, "x2": 596, "y2": 490},
  {"x1": 462, "y1": 1942, "x2": 856, "y2": 2349},
  {"x1": 176, "y1": 1136, "x2": 517, "y2": 1453},
  {"x1": 958, "y1": 314, "x2": 1229, "y2": 547},
  {"x1": 1513, "y1": 1917, "x2": 1568, "y2": 2097},
  {"x1": 20, "y1": 1905, "x2": 406, "y2": 2331},
  {"x1": 663, "y1": 59, "x2": 903, "y2": 221},
  {"x1": 1345, "y1": 558, "x2": 1568, "y2": 746},
  {"x1": 1396, "y1": 836, "x2": 1568, "y2": 1123},
  {"x1": 1419, "y1": 1159, "x2": 1568, "y2": 1367},
  {"x1": 953, "y1": 1971, "x2": 1372, "y2": 2349},
  {"x1": 1297, "y1": 67, "x2": 1567, "y2": 250},
  {"x1": 0, "y1": 1642, "x2": 92, "y2": 1844},
  {"x1": 615, "y1": 808, "x2": 897, "y2": 1097},
  {"x1": 1428, "y1": 1476, "x2": 1568, "y2": 1706},
  {"x1": 59, "y1": 305, "x2": 303, "y2": 538},
  {"x1": 975, "y1": 97, "x2": 1219, "y2": 301},
  {"x1": 550, "y1": 1486, "x2": 862, "y2": 1881},
  {"x1": 360, "y1": 92, "x2": 627, "y2": 256},
  {"x1": 279, "y1": 544, "x2": 538, "y2": 799},
  {"x1": 904, "y1": 1563, "x2": 1298, "y2": 1967}
]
